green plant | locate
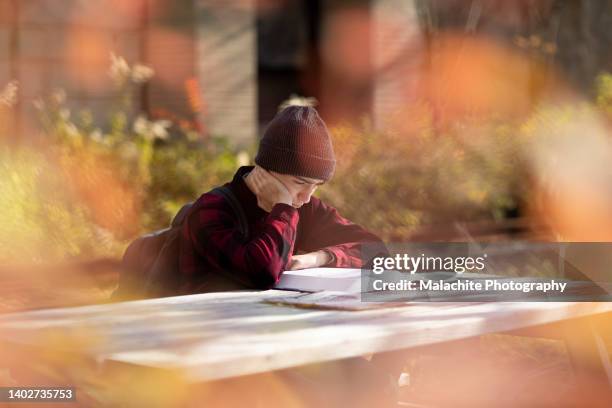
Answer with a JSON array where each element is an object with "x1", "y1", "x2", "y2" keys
[
  {"x1": 0, "y1": 146, "x2": 123, "y2": 263},
  {"x1": 0, "y1": 55, "x2": 251, "y2": 263},
  {"x1": 320, "y1": 70, "x2": 612, "y2": 242},
  {"x1": 319, "y1": 112, "x2": 525, "y2": 241}
]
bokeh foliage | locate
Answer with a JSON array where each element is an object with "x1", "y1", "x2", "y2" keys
[
  {"x1": 1, "y1": 66, "x2": 611, "y2": 262},
  {"x1": 0, "y1": 57, "x2": 245, "y2": 264},
  {"x1": 320, "y1": 73, "x2": 612, "y2": 242}
]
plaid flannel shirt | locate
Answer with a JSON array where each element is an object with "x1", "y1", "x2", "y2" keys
[{"x1": 178, "y1": 166, "x2": 383, "y2": 293}]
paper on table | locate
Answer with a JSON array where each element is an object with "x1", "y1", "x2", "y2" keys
[{"x1": 265, "y1": 290, "x2": 410, "y2": 311}]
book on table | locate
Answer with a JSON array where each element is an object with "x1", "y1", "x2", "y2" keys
[
  {"x1": 273, "y1": 268, "x2": 363, "y2": 293},
  {"x1": 272, "y1": 268, "x2": 455, "y2": 294},
  {"x1": 271, "y1": 268, "x2": 610, "y2": 309}
]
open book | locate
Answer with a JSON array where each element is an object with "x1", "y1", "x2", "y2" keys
[
  {"x1": 272, "y1": 268, "x2": 611, "y2": 309},
  {"x1": 270, "y1": 268, "x2": 417, "y2": 310},
  {"x1": 273, "y1": 268, "x2": 456, "y2": 293},
  {"x1": 273, "y1": 268, "x2": 457, "y2": 293},
  {"x1": 274, "y1": 268, "x2": 363, "y2": 293}
]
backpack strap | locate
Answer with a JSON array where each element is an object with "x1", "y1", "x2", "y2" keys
[
  {"x1": 210, "y1": 186, "x2": 250, "y2": 239},
  {"x1": 201, "y1": 185, "x2": 255, "y2": 289},
  {"x1": 169, "y1": 186, "x2": 248, "y2": 238}
]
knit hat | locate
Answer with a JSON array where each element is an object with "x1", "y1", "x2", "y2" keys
[{"x1": 254, "y1": 105, "x2": 336, "y2": 181}]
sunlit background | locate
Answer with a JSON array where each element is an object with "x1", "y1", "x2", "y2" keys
[{"x1": 0, "y1": 0, "x2": 611, "y2": 406}]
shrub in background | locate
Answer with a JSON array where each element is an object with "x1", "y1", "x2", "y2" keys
[
  {"x1": 0, "y1": 56, "x2": 249, "y2": 263},
  {"x1": 2, "y1": 63, "x2": 610, "y2": 260},
  {"x1": 0, "y1": 146, "x2": 121, "y2": 262},
  {"x1": 320, "y1": 74, "x2": 612, "y2": 242},
  {"x1": 321, "y1": 112, "x2": 525, "y2": 241}
]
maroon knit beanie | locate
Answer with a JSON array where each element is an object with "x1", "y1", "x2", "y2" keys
[{"x1": 254, "y1": 105, "x2": 336, "y2": 181}]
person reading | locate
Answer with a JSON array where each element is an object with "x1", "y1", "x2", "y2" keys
[{"x1": 178, "y1": 103, "x2": 384, "y2": 293}]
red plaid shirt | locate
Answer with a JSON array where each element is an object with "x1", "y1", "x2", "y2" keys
[{"x1": 178, "y1": 166, "x2": 383, "y2": 293}]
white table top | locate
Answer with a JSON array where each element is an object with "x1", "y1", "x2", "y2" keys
[{"x1": 0, "y1": 290, "x2": 610, "y2": 382}]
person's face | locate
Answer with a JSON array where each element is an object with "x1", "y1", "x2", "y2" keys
[{"x1": 270, "y1": 171, "x2": 325, "y2": 208}]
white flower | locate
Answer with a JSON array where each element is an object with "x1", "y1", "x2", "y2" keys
[
  {"x1": 109, "y1": 53, "x2": 154, "y2": 85},
  {"x1": 133, "y1": 115, "x2": 171, "y2": 141},
  {"x1": 131, "y1": 64, "x2": 154, "y2": 84},
  {"x1": 151, "y1": 119, "x2": 171, "y2": 140},
  {"x1": 109, "y1": 52, "x2": 131, "y2": 82},
  {"x1": 0, "y1": 81, "x2": 18, "y2": 107},
  {"x1": 133, "y1": 115, "x2": 148, "y2": 135}
]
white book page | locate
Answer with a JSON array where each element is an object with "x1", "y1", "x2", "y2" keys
[
  {"x1": 274, "y1": 268, "x2": 363, "y2": 292},
  {"x1": 279, "y1": 268, "x2": 362, "y2": 279},
  {"x1": 273, "y1": 268, "x2": 466, "y2": 293},
  {"x1": 265, "y1": 290, "x2": 411, "y2": 310}
]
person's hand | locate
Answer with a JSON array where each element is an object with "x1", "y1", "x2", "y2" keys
[
  {"x1": 246, "y1": 166, "x2": 292, "y2": 212},
  {"x1": 288, "y1": 251, "x2": 332, "y2": 270}
]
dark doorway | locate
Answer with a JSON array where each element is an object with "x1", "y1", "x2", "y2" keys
[{"x1": 256, "y1": 0, "x2": 322, "y2": 130}]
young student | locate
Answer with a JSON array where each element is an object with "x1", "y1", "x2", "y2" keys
[
  {"x1": 178, "y1": 103, "x2": 384, "y2": 293},
  {"x1": 177, "y1": 103, "x2": 403, "y2": 405}
]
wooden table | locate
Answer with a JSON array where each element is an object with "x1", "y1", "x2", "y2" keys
[{"x1": 0, "y1": 290, "x2": 610, "y2": 406}]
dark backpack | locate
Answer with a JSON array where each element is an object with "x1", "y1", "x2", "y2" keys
[{"x1": 111, "y1": 186, "x2": 249, "y2": 300}]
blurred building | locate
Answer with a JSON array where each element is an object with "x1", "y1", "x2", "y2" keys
[
  {"x1": 1, "y1": 0, "x2": 611, "y2": 145},
  {"x1": 0, "y1": 0, "x2": 421, "y2": 145}
]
